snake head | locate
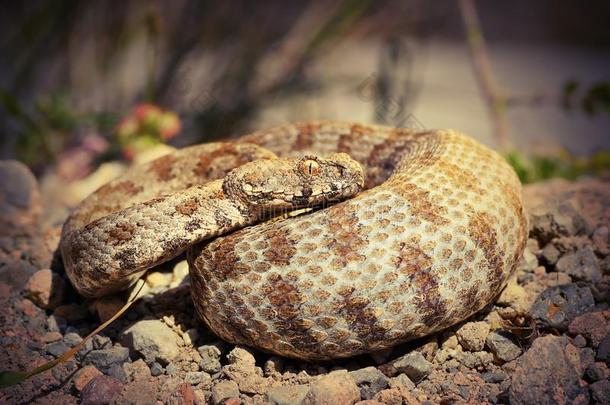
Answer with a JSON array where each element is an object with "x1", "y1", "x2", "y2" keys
[{"x1": 223, "y1": 153, "x2": 364, "y2": 215}]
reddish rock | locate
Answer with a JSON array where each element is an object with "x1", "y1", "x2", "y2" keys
[
  {"x1": 73, "y1": 365, "x2": 103, "y2": 392},
  {"x1": 80, "y1": 375, "x2": 123, "y2": 405},
  {"x1": 509, "y1": 336, "x2": 590, "y2": 404},
  {"x1": 568, "y1": 311, "x2": 610, "y2": 347},
  {"x1": 303, "y1": 371, "x2": 361, "y2": 405},
  {"x1": 24, "y1": 269, "x2": 65, "y2": 309},
  {"x1": 17, "y1": 298, "x2": 38, "y2": 317},
  {"x1": 166, "y1": 383, "x2": 195, "y2": 405}
]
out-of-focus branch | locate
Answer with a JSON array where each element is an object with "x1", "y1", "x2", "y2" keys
[{"x1": 458, "y1": 0, "x2": 511, "y2": 151}]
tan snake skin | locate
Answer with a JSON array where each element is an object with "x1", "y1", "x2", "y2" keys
[{"x1": 61, "y1": 121, "x2": 528, "y2": 360}]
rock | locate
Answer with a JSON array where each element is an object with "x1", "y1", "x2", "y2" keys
[
  {"x1": 226, "y1": 346, "x2": 256, "y2": 367},
  {"x1": 222, "y1": 362, "x2": 268, "y2": 394},
  {"x1": 0, "y1": 160, "x2": 40, "y2": 230},
  {"x1": 597, "y1": 334, "x2": 610, "y2": 364},
  {"x1": 485, "y1": 331, "x2": 522, "y2": 362},
  {"x1": 303, "y1": 371, "x2": 361, "y2": 405},
  {"x1": 480, "y1": 371, "x2": 507, "y2": 383},
  {"x1": 107, "y1": 364, "x2": 128, "y2": 383},
  {"x1": 182, "y1": 328, "x2": 199, "y2": 346},
  {"x1": 541, "y1": 243, "x2": 561, "y2": 265},
  {"x1": 73, "y1": 365, "x2": 103, "y2": 391},
  {"x1": 83, "y1": 346, "x2": 130, "y2": 373},
  {"x1": 569, "y1": 311, "x2": 610, "y2": 347},
  {"x1": 589, "y1": 380, "x2": 610, "y2": 405},
  {"x1": 95, "y1": 295, "x2": 125, "y2": 323},
  {"x1": 455, "y1": 321, "x2": 490, "y2": 352},
  {"x1": 211, "y1": 380, "x2": 240, "y2": 405},
  {"x1": 150, "y1": 362, "x2": 164, "y2": 376},
  {"x1": 46, "y1": 341, "x2": 69, "y2": 358},
  {"x1": 264, "y1": 356, "x2": 285, "y2": 375},
  {"x1": 573, "y1": 334, "x2": 588, "y2": 348},
  {"x1": 266, "y1": 385, "x2": 310, "y2": 405},
  {"x1": 121, "y1": 319, "x2": 180, "y2": 365},
  {"x1": 556, "y1": 246, "x2": 602, "y2": 283},
  {"x1": 518, "y1": 248, "x2": 538, "y2": 272},
  {"x1": 24, "y1": 269, "x2": 64, "y2": 309},
  {"x1": 585, "y1": 362, "x2": 610, "y2": 382},
  {"x1": 530, "y1": 284, "x2": 595, "y2": 330},
  {"x1": 393, "y1": 351, "x2": 433, "y2": 383},
  {"x1": 166, "y1": 383, "x2": 196, "y2": 405},
  {"x1": 92, "y1": 334, "x2": 112, "y2": 350},
  {"x1": 171, "y1": 260, "x2": 190, "y2": 288},
  {"x1": 373, "y1": 386, "x2": 420, "y2": 405},
  {"x1": 63, "y1": 332, "x2": 83, "y2": 347},
  {"x1": 122, "y1": 359, "x2": 151, "y2": 382},
  {"x1": 527, "y1": 196, "x2": 585, "y2": 244},
  {"x1": 497, "y1": 281, "x2": 530, "y2": 311},
  {"x1": 592, "y1": 225, "x2": 609, "y2": 255},
  {"x1": 388, "y1": 373, "x2": 415, "y2": 390},
  {"x1": 80, "y1": 375, "x2": 123, "y2": 405},
  {"x1": 40, "y1": 331, "x2": 62, "y2": 343},
  {"x1": 145, "y1": 271, "x2": 172, "y2": 288},
  {"x1": 198, "y1": 344, "x2": 222, "y2": 373},
  {"x1": 349, "y1": 367, "x2": 390, "y2": 400},
  {"x1": 185, "y1": 371, "x2": 211, "y2": 386},
  {"x1": 509, "y1": 335, "x2": 590, "y2": 404}
]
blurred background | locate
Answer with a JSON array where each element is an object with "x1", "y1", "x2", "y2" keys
[{"x1": 1, "y1": 0, "x2": 610, "y2": 186}]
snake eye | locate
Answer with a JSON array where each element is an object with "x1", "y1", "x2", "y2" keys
[{"x1": 300, "y1": 159, "x2": 320, "y2": 176}]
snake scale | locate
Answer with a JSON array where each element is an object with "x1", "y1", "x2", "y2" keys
[{"x1": 60, "y1": 121, "x2": 528, "y2": 361}]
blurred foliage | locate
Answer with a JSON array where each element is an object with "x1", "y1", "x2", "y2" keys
[
  {"x1": 562, "y1": 79, "x2": 610, "y2": 116},
  {"x1": 505, "y1": 150, "x2": 610, "y2": 184}
]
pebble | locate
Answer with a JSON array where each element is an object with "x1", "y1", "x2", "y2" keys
[
  {"x1": 455, "y1": 321, "x2": 490, "y2": 352},
  {"x1": 486, "y1": 331, "x2": 522, "y2": 362},
  {"x1": 388, "y1": 373, "x2": 415, "y2": 390},
  {"x1": 555, "y1": 246, "x2": 602, "y2": 283},
  {"x1": 24, "y1": 269, "x2": 64, "y2": 309},
  {"x1": 73, "y1": 365, "x2": 103, "y2": 391},
  {"x1": 171, "y1": 260, "x2": 190, "y2": 288},
  {"x1": 94, "y1": 295, "x2": 125, "y2": 322},
  {"x1": 530, "y1": 284, "x2": 595, "y2": 330},
  {"x1": 182, "y1": 328, "x2": 199, "y2": 346},
  {"x1": 528, "y1": 199, "x2": 584, "y2": 244},
  {"x1": 541, "y1": 243, "x2": 561, "y2": 265},
  {"x1": 122, "y1": 359, "x2": 151, "y2": 382},
  {"x1": 185, "y1": 371, "x2": 211, "y2": 386},
  {"x1": 509, "y1": 335, "x2": 590, "y2": 404},
  {"x1": 264, "y1": 356, "x2": 285, "y2": 375},
  {"x1": 150, "y1": 362, "x2": 164, "y2": 376},
  {"x1": 46, "y1": 341, "x2": 69, "y2": 358},
  {"x1": 63, "y1": 332, "x2": 83, "y2": 347},
  {"x1": 211, "y1": 380, "x2": 240, "y2": 405},
  {"x1": 592, "y1": 225, "x2": 609, "y2": 255},
  {"x1": 303, "y1": 371, "x2": 361, "y2": 405},
  {"x1": 585, "y1": 362, "x2": 610, "y2": 382},
  {"x1": 145, "y1": 271, "x2": 172, "y2": 288},
  {"x1": 198, "y1": 344, "x2": 222, "y2": 373},
  {"x1": 568, "y1": 311, "x2": 610, "y2": 347},
  {"x1": 92, "y1": 334, "x2": 112, "y2": 350},
  {"x1": 40, "y1": 331, "x2": 63, "y2": 343},
  {"x1": 518, "y1": 248, "x2": 538, "y2": 272},
  {"x1": 597, "y1": 334, "x2": 610, "y2": 364},
  {"x1": 393, "y1": 351, "x2": 433, "y2": 383},
  {"x1": 226, "y1": 346, "x2": 256, "y2": 367},
  {"x1": 0, "y1": 160, "x2": 40, "y2": 230},
  {"x1": 349, "y1": 366, "x2": 390, "y2": 400},
  {"x1": 83, "y1": 346, "x2": 130, "y2": 373},
  {"x1": 589, "y1": 380, "x2": 610, "y2": 405},
  {"x1": 121, "y1": 318, "x2": 180, "y2": 364},
  {"x1": 80, "y1": 375, "x2": 123, "y2": 405},
  {"x1": 266, "y1": 384, "x2": 310, "y2": 405},
  {"x1": 481, "y1": 371, "x2": 507, "y2": 383}
]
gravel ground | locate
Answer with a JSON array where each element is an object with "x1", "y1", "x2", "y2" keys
[{"x1": 0, "y1": 160, "x2": 609, "y2": 404}]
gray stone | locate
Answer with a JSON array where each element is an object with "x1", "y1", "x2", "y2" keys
[
  {"x1": 455, "y1": 321, "x2": 490, "y2": 352},
  {"x1": 597, "y1": 334, "x2": 610, "y2": 365},
  {"x1": 107, "y1": 363, "x2": 128, "y2": 383},
  {"x1": 92, "y1": 334, "x2": 112, "y2": 350},
  {"x1": 509, "y1": 335, "x2": 590, "y2": 404},
  {"x1": 486, "y1": 331, "x2": 522, "y2": 362},
  {"x1": 198, "y1": 344, "x2": 222, "y2": 373},
  {"x1": 121, "y1": 319, "x2": 180, "y2": 365},
  {"x1": 84, "y1": 346, "x2": 130, "y2": 373},
  {"x1": 481, "y1": 371, "x2": 507, "y2": 383},
  {"x1": 530, "y1": 284, "x2": 595, "y2": 330},
  {"x1": 63, "y1": 332, "x2": 82, "y2": 347},
  {"x1": 150, "y1": 362, "x2": 164, "y2": 376},
  {"x1": 393, "y1": 351, "x2": 433, "y2": 383},
  {"x1": 45, "y1": 341, "x2": 69, "y2": 358},
  {"x1": 585, "y1": 362, "x2": 610, "y2": 382},
  {"x1": 541, "y1": 243, "x2": 561, "y2": 265},
  {"x1": 556, "y1": 246, "x2": 602, "y2": 283},
  {"x1": 529, "y1": 200, "x2": 585, "y2": 244},
  {"x1": 349, "y1": 366, "x2": 389, "y2": 399},
  {"x1": 589, "y1": 380, "x2": 610, "y2": 405},
  {"x1": 211, "y1": 380, "x2": 240, "y2": 404},
  {"x1": 185, "y1": 371, "x2": 211, "y2": 386},
  {"x1": 388, "y1": 373, "x2": 415, "y2": 390},
  {"x1": 266, "y1": 384, "x2": 310, "y2": 405}
]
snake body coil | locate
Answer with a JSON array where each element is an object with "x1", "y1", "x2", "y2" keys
[{"x1": 61, "y1": 121, "x2": 527, "y2": 360}]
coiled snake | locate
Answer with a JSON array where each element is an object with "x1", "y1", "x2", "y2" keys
[{"x1": 60, "y1": 121, "x2": 527, "y2": 360}]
